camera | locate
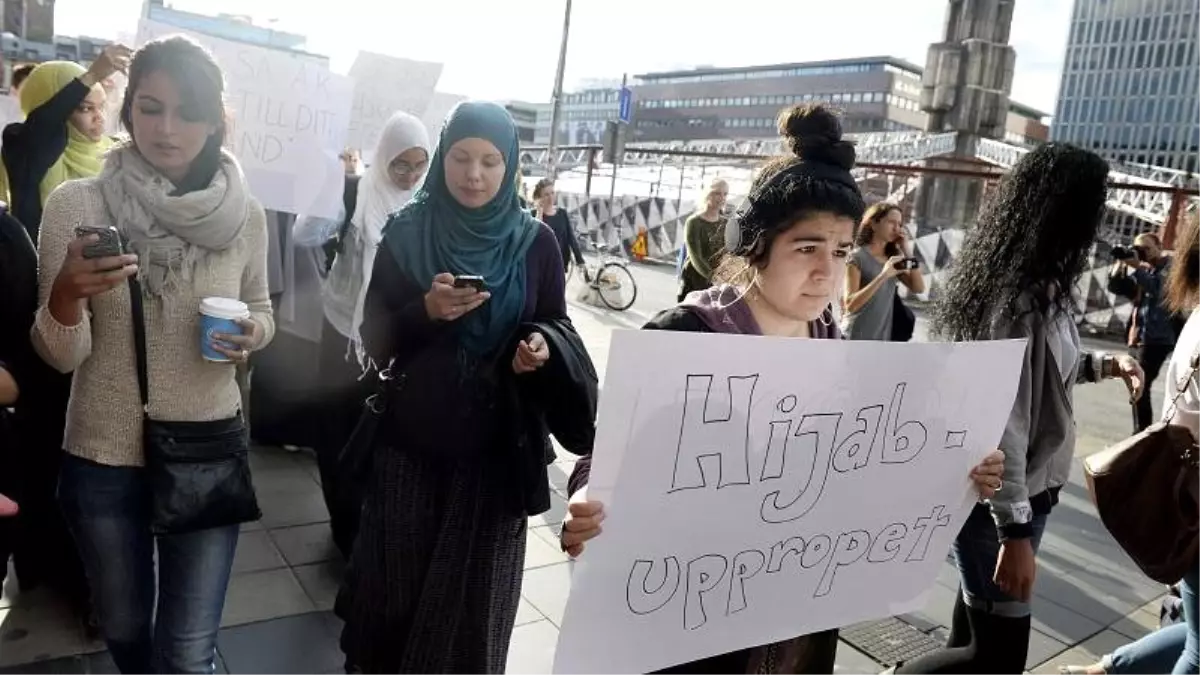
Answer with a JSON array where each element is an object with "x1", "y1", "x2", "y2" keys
[{"x1": 1111, "y1": 245, "x2": 1145, "y2": 262}]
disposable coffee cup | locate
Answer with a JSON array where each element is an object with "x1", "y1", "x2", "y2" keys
[{"x1": 199, "y1": 297, "x2": 250, "y2": 363}]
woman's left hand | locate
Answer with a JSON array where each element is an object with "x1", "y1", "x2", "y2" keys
[
  {"x1": 513, "y1": 332, "x2": 550, "y2": 374},
  {"x1": 1113, "y1": 354, "x2": 1145, "y2": 403},
  {"x1": 970, "y1": 449, "x2": 1005, "y2": 500},
  {"x1": 212, "y1": 318, "x2": 263, "y2": 365}
]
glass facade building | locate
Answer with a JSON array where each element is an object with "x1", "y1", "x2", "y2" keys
[{"x1": 1051, "y1": 0, "x2": 1199, "y2": 172}]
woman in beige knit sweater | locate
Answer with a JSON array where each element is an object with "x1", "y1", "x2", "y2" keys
[{"x1": 30, "y1": 37, "x2": 273, "y2": 674}]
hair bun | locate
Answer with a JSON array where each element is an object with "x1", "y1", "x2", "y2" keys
[{"x1": 777, "y1": 104, "x2": 856, "y2": 171}]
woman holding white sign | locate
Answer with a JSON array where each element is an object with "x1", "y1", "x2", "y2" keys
[
  {"x1": 293, "y1": 111, "x2": 431, "y2": 559},
  {"x1": 561, "y1": 104, "x2": 1005, "y2": 674},
  {"x1": 890, "y1": 144, "x2": 1145, "y2": 674}
]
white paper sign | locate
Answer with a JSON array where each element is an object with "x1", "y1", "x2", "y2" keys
[
  {"x1": 0, "y1": 96, "x2": 23, "y2": 132},
  {"x1": 420, "y1": 91, "x2": 468, "y2": 142},
  {"x1": 346, "y1": 51, "x2": 442, "y2": 162},
  {"x1": 136, "y1": 20, "x2": 353, "y2": 219},
  {"x1": 553, "y1": 331, "x2": 1026, "y2": 674}
]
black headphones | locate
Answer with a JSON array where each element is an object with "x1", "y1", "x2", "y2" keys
[{"x1": 724, "y1": 160, "x2": 859, "y2": 257}]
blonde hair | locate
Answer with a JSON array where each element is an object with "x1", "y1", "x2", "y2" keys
[{"x1": 695, "y1": 178, "x2": 729, "y2": 214}]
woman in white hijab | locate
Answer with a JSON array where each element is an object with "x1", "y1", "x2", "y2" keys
[{"x1": 295, "y1": 111, "x2": 431, "y2": 558}]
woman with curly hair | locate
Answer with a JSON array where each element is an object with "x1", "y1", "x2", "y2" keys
[{"x1": 892, "y1": 143, "x2": 1145, "y2": 674}]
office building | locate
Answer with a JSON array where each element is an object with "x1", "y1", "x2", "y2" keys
[
  {"x1": 145, "y1": 0, "x2": 320, "y2": 59},
  {"x1": 1051, "y1": 0, "x2": 1198, "y2": 173},
  {"x1": 2, "y1": 0, "x2": 53, "y2": 43},
  {"x1": 1, "y1": 32, "x2": 108, "y2": 69},
  {"x1": 631, "y1": 56, "x2": 1048, "y2": 145},
  {"x1": 533, "y1": 87, "x2": 620, "y2": 145},
  {"x1": 504, "y1": 101, "x2": 538, "y2": 143}
]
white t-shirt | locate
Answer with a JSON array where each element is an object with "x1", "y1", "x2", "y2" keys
[{"x1": 1163, "y1": 308, "x2": 1200, "y2": 436}]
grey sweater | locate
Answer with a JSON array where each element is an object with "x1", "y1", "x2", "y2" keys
[{"x1": 988, "y1": 297, "x2": 1108, "y2": 540}]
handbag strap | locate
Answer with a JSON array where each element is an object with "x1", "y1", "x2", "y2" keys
[
  {"x1": 127, "y1": 276, "x2": 150, "y2": 414},
  {"x1": 1163, "y1": 348, "x2": 1200, "y2": 425}
]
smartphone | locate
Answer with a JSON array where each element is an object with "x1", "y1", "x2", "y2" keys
[
  {"x1": 893, "y1": 257, "x2": 920, "y2": 271},
  {"x1": 453, "y1": 275, "x2": 486, "y2": 292},
  {"x1": 75, "y1": 226, "x2": 124, "y2": 260}
]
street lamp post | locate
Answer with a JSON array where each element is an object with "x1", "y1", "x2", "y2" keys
[{"x1": 545, "y1": 0, "x2": 572, "y2": 177}]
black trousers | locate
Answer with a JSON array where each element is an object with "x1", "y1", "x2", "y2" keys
[
  {"x1": 1, "y1": 375, "x2": 89, "y2": 609},
  {"x1": 315, "y1": 320, "x2": 374, "y2": 559},
  {"x1": 1133, "y1": 342, "x2": 1174, "y2": 432}
]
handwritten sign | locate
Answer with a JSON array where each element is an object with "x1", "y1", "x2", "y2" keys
[
  {"x1": 553, "y1": 331, "x2": 1026, "y2": 674},
  {"x1": 346, "y1": 51, "x2": 442, "y2": 162},
  {"x1": 136, "y1": 20, "x2": 353, "y2": 219},
  {"x1": 0, "y1": 96, "x2": 22, "y2": 132},
  {"x1": 420, "y1": 91, "x2": 468, "y2": 140}
]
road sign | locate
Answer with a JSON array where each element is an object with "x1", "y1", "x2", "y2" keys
[{"x1": 618, "y1": 86, "x2": 633, "y2": 124}]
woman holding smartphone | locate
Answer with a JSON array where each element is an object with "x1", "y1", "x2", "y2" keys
[
  {"x1": 31, "y1": 36, "x2": 274, "y2": 673},
  {"x1": 336, "y1": 101, "x2": 597, "y2": 673},
  {"x1": 842, "y1": 202, "x2": 925, "y2": 341}
]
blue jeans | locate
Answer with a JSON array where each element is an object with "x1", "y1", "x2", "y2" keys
[
  {"x1": 58, "y1": 454, "x2": 239, "y2": 674},
  {"x1": 954, "y1": 502, "x2": 1049, "y2": 618},
  {"x1": 1176, "y1": 568, "x2": 1199, "y2": 674},
  {"x1": 1105, "y1": 623, "x2": 1188, "y2": 673}
]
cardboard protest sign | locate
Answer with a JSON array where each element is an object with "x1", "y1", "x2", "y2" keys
[
  {"x1": 554, "y1": 331, "x2": 1026, "y2": 673},
  {"x1": 136, "y1": 20, "x2": 353, "y2": 219},
  {"x1": 346, "y1": 51, "x2": 442, "y2": 162}
]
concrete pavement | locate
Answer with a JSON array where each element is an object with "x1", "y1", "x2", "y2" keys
[{"x1": 0, "y1": 265, "x2": 1172, "y2": 674}]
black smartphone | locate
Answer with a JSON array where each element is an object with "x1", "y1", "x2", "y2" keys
[
  {"x1": 75, "y1": 226, "x2": 124, "y2": 260},
  {"x1": 453, "y1": 275, "x2": 486, "y2": 292},
  {"x1": 893, "y1": 257, "x2": 920, "y2": 271}
]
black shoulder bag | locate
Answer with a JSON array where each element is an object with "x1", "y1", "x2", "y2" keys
[
  {"x1": 128, "y1": 277, "x2": 262, "y2": 535},
  {"x1": 891, "y1": 290, "x2": 915, "y2": 342}
]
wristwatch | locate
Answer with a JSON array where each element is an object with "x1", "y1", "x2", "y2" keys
[{"x1": 1100, "y1": 353, "x2": 1116, "y2": 379}]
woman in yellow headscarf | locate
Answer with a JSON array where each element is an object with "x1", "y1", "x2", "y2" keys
[
  {"x1": 0, "y1": 44, "x2": 130, "y2": 242},
  {"x1": 0, "y1": 43, "x2": 129, "y2": 635}
]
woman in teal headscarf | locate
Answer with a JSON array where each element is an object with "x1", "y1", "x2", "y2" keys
[{"x1": 336, "y1": 101, "x2": 598, "y2": 673}]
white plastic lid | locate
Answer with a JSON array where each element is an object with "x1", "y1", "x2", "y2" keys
[{"x1": 199, "y1": 297, "x2": 250, "y2": 320}]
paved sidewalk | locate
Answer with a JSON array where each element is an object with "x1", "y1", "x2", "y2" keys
[{"x1": 0, "y1": 302, "x2": 1172, "y2": 673}]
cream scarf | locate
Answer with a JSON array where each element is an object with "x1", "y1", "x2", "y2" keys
[{"x1": 100, "y1": 143, "x2": 250, "y2": 296}]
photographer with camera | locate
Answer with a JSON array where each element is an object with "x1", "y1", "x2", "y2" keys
[{"x1": 1108, "y1": 232, "x2": 1179, "y2": 431}]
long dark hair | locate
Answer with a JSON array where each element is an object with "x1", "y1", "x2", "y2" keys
[
  {"x1": 1166, "y1": 213, "x2": 1199, "y2": 313},
  {"x1": 715, "y1": 104, "x2": 865, "y2": 285},
  {"x1": 121, "y1": 36, "x2": 227, "y2": 194},
  {"x1": 933, "y1": 143, "x2": 1110, "y2": 341}
]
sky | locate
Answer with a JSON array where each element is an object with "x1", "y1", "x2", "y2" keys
[{"x1": 56, "y1": 0, "x2": 1075, "y2": 114}]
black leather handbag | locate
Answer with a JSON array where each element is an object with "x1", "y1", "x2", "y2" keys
[
  {"x1": 128, "y1": 277, "x2": 261, "y2": 535},
  {"x1": 890, "y1": 290, "x2": 915, "y2": 342}
]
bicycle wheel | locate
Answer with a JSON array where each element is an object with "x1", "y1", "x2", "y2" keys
[{"x1": 595, "y1": 262, "x2": 638, "y2": 311}]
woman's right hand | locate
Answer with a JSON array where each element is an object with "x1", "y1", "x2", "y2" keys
[
  {"x1": 51, "y1": 236, "x2": 138, "y2": 303},
  {"x1": 424, "y1": 272, "x2": 490, "y2": 322},
  {"x1": 882, "y1": 255, "x2": 907, "y2": 279},
  {"x1": 561, "y1": 486, "x2": 605, "y2": 558},
  {"x1": 84, "y1": 44, "x2": 133, "y2": 85}
]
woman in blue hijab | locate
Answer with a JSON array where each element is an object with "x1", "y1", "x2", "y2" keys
[{"x1": 335, "y1": 101, "x2": 598, "y2": 673}]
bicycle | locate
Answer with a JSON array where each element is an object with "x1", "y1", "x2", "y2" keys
[{"x1": 568, "y1": 240, "x2": 639, "y2": 312}]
